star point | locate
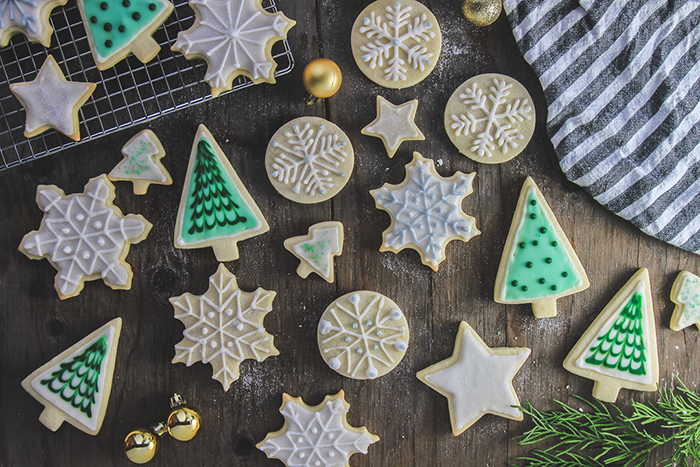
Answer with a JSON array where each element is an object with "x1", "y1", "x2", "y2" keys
[{"x1": 362, "y1": 96, "x2": 425, "y2": 158}]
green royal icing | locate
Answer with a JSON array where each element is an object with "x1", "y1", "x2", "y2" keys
[
  {"x1": 82, "y1": 0, "x2": 166, "y2": 60},
  {"x1": 678, "y1": 275, "x2": 700, "y2": 326},
  {"x1": 503, "y1": 190, "x2": 580, "y2": 301},
  {"x1": 180, "y1": 137, "x2": 260, "y2": 244},
  {"x1": 40, "y1": 334, "x2": 107, "y2": 419}
]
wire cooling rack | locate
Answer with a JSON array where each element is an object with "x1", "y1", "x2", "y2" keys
[{"x1": 0, "y1": 0, "x2": 293, "y2": 171}]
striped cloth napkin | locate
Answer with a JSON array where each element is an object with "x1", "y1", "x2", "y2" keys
[{"x1": 503, "y1": 0, "x2": 700, "y2": 254}]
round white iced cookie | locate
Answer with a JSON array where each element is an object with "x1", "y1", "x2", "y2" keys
[
  {"x1": 351, "y1": 0, "x2": 442, "y2": 89},
  {"x1": 318, "y1": 291, "x2": 409, "y2": 380},
  {"x1": 444, "y1": 73, "x2": 535, "y2": 164},
  {"x1": 265, "y1": 117, "x2": 354, "y2": 204}
]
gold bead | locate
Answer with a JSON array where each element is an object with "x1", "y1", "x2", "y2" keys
[
  {"x1": 166, "y1": 394, "x2": 201, "y2": 442},
  {"x1": 302, "y1": 58, "x2": 342, "y2": 104},
  {"x1": 124, "y1": 422, "x2": 167, "y2": 464},
  {"x1": 462, "y1": 0, "x2": 502, "y2": 27}
]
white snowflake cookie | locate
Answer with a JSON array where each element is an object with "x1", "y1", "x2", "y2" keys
[
  {"x1": 108, "y1": 129, "x2": 172, "y2": 195},
  {"x1": 172, "y1": 0, "x2": 295, "y2": 98},
  {"x1": 351, "y1": 0, "x2": 442, "y2": 89},
  {"x1": 370, "y1": 151, "x2": 480, "y2": 271},
  {"x1": 257, "y1": 391, "x2": 379, "y2": 467},
  {"x1": 19, "y1": 175, "x2": 152, "y2": 300},
  {"x1": 318, "y1": 291, "x2": 409, "y2": 380},
  {"x1": 445, "y1": 73, "x2": 535, "y2": 164},
  {"x1": 0, "y1": 0, "x2": 68, "y2": 47},
  {"x1": 265, "y1": 117, "x2": 355, "y2": 204},
  {"x1": 170, "y1": 264, "x2": 278, "y2": 391}
]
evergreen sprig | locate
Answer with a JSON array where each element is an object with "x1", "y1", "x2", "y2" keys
[{"x1": 512, "y1": 378, "x2": 700, "y2": 467}]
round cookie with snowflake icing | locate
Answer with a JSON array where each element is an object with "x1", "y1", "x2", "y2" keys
[
  {"x1": 265, "y1": 117, "x2": 355, "y2": 204},
  {"x1": 445, "y1": 73, "x2": 535, "y2": 164},
  {"x1": 351, "y1": 0, "x2": 442, "y2": 89},
  {"x1": 318, "y1": 291, "x2": 409, "y2": 380}
]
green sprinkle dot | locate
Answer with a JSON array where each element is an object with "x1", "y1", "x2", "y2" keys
[
  {"x1": 562, "y1": 271, "x2": 569, "y2": 277},
  {"x1": 533, "y1": 240, "x2": 539, "y2": 246},
  {"x1": 518, "y1": 242, "x2": 526, "y2": 249},
  {"x1": 545, "y1": 257, "x2": 553, "y2": 264},
  {"x1": 539, "y1": 278, "x2": 545, "y2": 284},
  {"x1": 105, "y1": 39, "x2": 112, "y2": 48},
  {"x1": 551, "y1": 241, "x2": 558, "y2": 247},
  {"x1": 530, "y1": 200, "x2": 537, "y2": 205},
  {"x1": 551, "y1": 285, "x2": 558, "y2": 291},
  {"x1": 530, "y1": 214, "x2": 537, "y2": 219},
  {"x1": 99, "y1": 1, "x2": 107, "y2": 9},
  {"x1": 90, "y1": 15, "x2": 97, "y2": 23},
  {"x1": 526, "y1": 262, "x2": 533, "y2": 268},
  {"x1": 511, "y1": 280, "x2": 518, "y2": 287},
  {"x1": 132, "y1": 11, "x2": 141, "y2": 20},
  {"x1": 522, "y1": 285, "x2": 528, "y2": 291},
  {"x1": 540, "y1": 227, "x2": 547, "y2": 233}
]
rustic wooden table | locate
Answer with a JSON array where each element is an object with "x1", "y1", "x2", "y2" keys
[{"x1": 2, "y1": 1, "x2": 699, "y2": 466}]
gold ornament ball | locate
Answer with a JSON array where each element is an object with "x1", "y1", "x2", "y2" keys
[
  {"x1": 303, "y1": 58, "x2": 342, "y2": 99},
  {"x1": 462, "y1": 0, "x2": 502, "y2": 27},
  {"x1": 167, "y1": 406, "x2": 201, "y2": 442},
  {"x1": 124, "y1": 429, "x2": 160, "y2": 464}
]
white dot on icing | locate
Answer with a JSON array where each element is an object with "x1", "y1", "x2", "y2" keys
[
  {"x1": 227, "y1": 342, "x2": 233, "y2": 347},
  {"x1": 293, "y1": 187, "x2": 300, "y2": 194},
  {"x1": 293, "y1": 125, "x2": 299, "y2": 131},
  {"x1": 394, "y1": 340, "x2": 407, "y2": 352},
  {"x1": 320, "y1": 188, "x2": 326, "y2": 195},
  {"x1": 363, "y1": 17, "x2": 369, "y2": 24},
  {"x1": 329, "y1": 357, "x2": 340, "y2": 369},
  {"x1": 311, "y1": 427, "x2": 318, "y2": 434},
  {"x1": 299, "y1": 453, "x2": 306, "y2": 459},
  {"x1": 61, "y1": 227, "x2": 70, "y2": 234},
  {"x1": 376, "y1": 330, "x2": 383, "y2": 336},
  {"x1": 75, "y1": 214, "x2": 85, "y2": 221},
  {"x1": 328, "y1": 452, "x2": 335, "y2": 458},
  {"x1": 201, "y1": 327, "x2": 209, "y2": 335},
  {"x1": 207, "y1": 312, "x2": 215, "y2": 318},
  {"x1": 356, "y1": 348, "x2": 363, "y2": 354},
  {"x1": 82, "y1": 251, "x2": 90, "y2": 260},
  {"x1": 319, "y1": 124, "x2": 325, "y2": 130},
  {"x1": 62, "y1": 246, "x2": 72, "y2": 254},
  {"x1": 211, "y1": 341, "x2": 217, "y2": 348},
  {"x1": 236, "y1": 323, "x2": 244, "y2": 331},
  {"x1": 297, "y1": 437, "x2": 304, "y2": 443},
  {"x1": 345, "y1": 337, "x2": 351, "y2": 342},
  {"x1": 340, "y1": 172, "x2": 347, "y2": 177},
  {"x1": 373, "y1": 344, "x2": 379, "y2": 350},
  {"x1": 225, "y1": 309, "x2": 233, "y2": 316},
  {"x1": 92, "y1": 221, "x2": 102, "y2": 229},
  {"x1": 366, "y1": 367, "x2": 378, "y2": 379},
  {"x1": 352, "y1": 323, "x2": 359, "y2": 329},
  {"x1": 97, "y1": 237, "x2": 106, "y2": 246},
  {"x1": 271, "y1": 141, "x2": 278, "y2": 147},
  {"x1": 315, "y1": 461, "x2": 321, "y2": 466},
  {"x1": 350, "y1": 294, "x2": 360, "y2": 303},
  {"x1": 390, "y1": 309, "x2": 402, "y2": 320},
  {"x1": 366, "y1": 320, "x2": 372, "y2": 326},
  {"x1": 272, "y1": 171, "x2": 279, "y2": 177},
  {"x1": 327, "y1": 433, "x2": 334, "y2": 440}
]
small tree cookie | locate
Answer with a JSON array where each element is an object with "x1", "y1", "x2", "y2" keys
[
  {"x1": 563, "y1": 268, "x2": 659, "y2": 403},
  {"x1": 108, "y1": 129, "x2": 172, "y2": 195},
  {"x1": 174, "y1": 124, "x2": 269, "y2": 262},
  {"x1": 284, "y1": 221, "x2": 344, "y2": 283},
  {"x1": 21, "y1": 318, "x2": 122, "y2": 435},
  {"x1": 494, "y1": 177, "x2": 589, "y2": 318},
  {"x1": 670, "y1": 270, "x2": 700, "y2": 331}
]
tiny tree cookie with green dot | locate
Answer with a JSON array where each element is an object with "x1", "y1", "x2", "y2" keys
[
  {"x1": 21, "y1": 318, "x2": 122, "y2": 435},
  {"x1": 283, "y1": 221, "x2": 344, "y2": 283},
  {"x1": 563, "y1": 269, "x2": 658, "y2": 403},
  {"x1": 108, "y1": 129, "x2": 172, "y2": 195},
  {"x1": 670, "y1": 270, "x2": 700, "y2": 331},
  {"x1": 77, "y1": 0, "x2": 173, "y2": 70},
  {"x1": 494, "y1": 177, "x2": 589, "y2": 318}
]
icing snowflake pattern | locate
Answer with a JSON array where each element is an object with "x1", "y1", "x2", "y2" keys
[
  {"x1": 358, "y1": 0, "x2": 436, "y2": 83},
  {"x1": 170, "y1": 264, "x2": 278, "y2": 391},
  {"x1": 258, "y1": 392, "x2": 378, "y2": 467},
  {"x1": 0, "y1": 0, "x2": 37, "y2": 32},
  {"x1": 20, "y1": 175, "x2": 151, "y2": 299},
  {"x1": 450, "y1": 77, "x2": 533, "y2": 158}
]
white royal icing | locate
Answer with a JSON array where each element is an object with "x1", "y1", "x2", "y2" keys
[
  {"x1": 0, "y1": 0, "x2": 45, "y2": 43},
  {"x1": 291, "y1": 226, "x2": 341, "y2": 280},
  {"x1": 362, "y1": 96, "x2": 423, "y2": 155},
  {"x1": 110, "y1": 131, "x2": 167, "y2": 182},
  {"x1": 675, "y1": 272, "x2": 700, "y2": 329}
]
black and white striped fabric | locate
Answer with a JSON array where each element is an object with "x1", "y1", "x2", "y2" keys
[{"x1": 503, "y1": 0, "x2": 700, "y2": 254}]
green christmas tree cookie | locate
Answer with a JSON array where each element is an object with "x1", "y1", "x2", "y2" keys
[
  {"x1": 494, "y1": 177, "x2": 589, "y2": 318},
  {"x1": 670, "y1": 270, "x2": 700, "y2": 331},
  {"x1": 563, "y1": 269, "x2": 658, "y2": 403},
  {"x1": 21, "y1": 318, "x2": 122, "y2": 435},
  {"x1": 174, "y1": 124, "x2": 269, "y2": 262}
]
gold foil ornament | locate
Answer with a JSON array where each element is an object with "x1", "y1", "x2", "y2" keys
[
  {"x1": 124, "y1": 422, "x2": 167, "y2": 464},
  {"x1": 462, "y1": 0, "x2": 502, "y2": 27},
  {"x1": 303, "y1": 58, "x2": 342, "y2": 104},
  {"x1": 166, "y1": 394, "x2": 201, "y2": 442}
]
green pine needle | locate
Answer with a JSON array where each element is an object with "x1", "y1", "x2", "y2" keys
[{"x1": 511, "y1": 378, "x2": 700, "y2": 467}]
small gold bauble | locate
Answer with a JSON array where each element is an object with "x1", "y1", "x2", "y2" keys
[
  {"x1": 302, "y1": 58, "x2": 342, "y2": 101},
  {"x1": 124, "y1": 423, "x2": 166, "y2": 464},
  {"x1": 166, "y1": 394, "x2": 201, "y2": 442},
  {"x1": 462, "y1": 0, "x2": 502, "y2": 27}
]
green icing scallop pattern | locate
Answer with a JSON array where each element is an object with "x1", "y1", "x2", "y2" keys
[{"x1": 503, "y1": 190, "x2": 580, "y2": 301}]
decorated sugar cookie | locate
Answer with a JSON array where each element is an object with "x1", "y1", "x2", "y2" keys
[
  {"x1": 318, "y1": 291, "x2": 408, "y2": 380},
  {"x1": 21, "y1": 318, "x2": 122, "y2": 435},
  {"x1": 445, "y1": 73, "x2": 535, "y2": 164},
  {"x1": 257, "y1": 391, "x2": 379, "y2": 466},
  {"x1": 351, "y1": 0, "x2": 441, "y2": 89},
  {"x1": 108, "y1": 129, "x2": 172, "y2": 195},
  {"x1": 670, "y1": 270, "x2": 700, "y2": 331},
  {"x1": 174, "y1": 124, "x2": 269, "y2": 262},
  {"x1": 563, "y1": 269, "x2": 658, "y2": 403},
  {"x1": 370, "y1": 151, "x2": 480, "y2": 271},
  {"x1": 173, "y1": 0, "x2": 295, "y2": 97},
  {"x1": 76, "y1": 0, "x2": 173, "y2": 70},
  {"x1": 19, "y1": 175, "x2": 152, "y2": 299},
  {"x1": 494, "y1": 177, "x2": 589, "y2": 318},
  {"x1": 284, "y1": 221, "x2": 344, "y2": 283},
  {"x1": 0, "y1": 0, "x2": 68, "y2": 47},
  {"x1": 265, "y1": 117, "x2": 355, "y2": 204},
  {"x1": 417, "y1": 321, "x2": 530, "y2": 436},
  {"x1": 362, "y1": 96, "x2": 425, "y2": 158},
  {"x1": 10, "y1": 55, "x2": 96, "y2": 141},
  {"x1": 170, "y1": 264, "x2": 278, "y2": 391}
]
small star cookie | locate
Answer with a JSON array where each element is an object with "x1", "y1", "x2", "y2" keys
[
  {"x1": 417, "y1": 321, "x2": 530, "y2": 436},
  {"x1": 670, "y1": 270, "x2": 700, "y2": 331},
  {"x1": 284, "y1": 221, "x2": 344, "y2": 283},
  {"x1": 257, "y1": 391, "x2": 379, "y2": 467},
  {"x1": 10, "y1": 55, "x2": 97, "y2": 141},
  {"x1": 108, "y1": 129, "x2": 172, "y2": 195},
  {"x1": 0, "y1": 0, "x2": 68, "y2": 47},
  {"x1": 362, "y1": 96, "x2": 424, "y2": 158}
]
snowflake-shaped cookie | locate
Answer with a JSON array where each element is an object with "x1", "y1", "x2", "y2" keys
[
  {"x1": 351, "y1": 0, "x2": 441, "y2": 89},
  {"x1": 19, "y1": 175, "x2": 152, "y2": 299},
  {"x1": 362, "y1": 95, "x2": 424, "y2": 158},
  {"x1": 172, "y1": 0, "x2": 295, "y2": 97},
  {"x1": 318, "y1": 291, "x2": 408, "y2": 380},
  {"x1": 670, "y1": 270, "x2": 700, "y2": 331},
  {"x1": 257, "y1": 391, "x2": 379, "y2": 467},
  {"x1": 265, "y1": 117, "x2": 355, "y2": 204},
  {"x1": 170, "y1": 264, "x2": 278, "y2": 391},
  {"x1": 0, "y1": 0, "x2": 68, "y2": 47},
  {"x1": 370, "y1": 152, "x2": 480, "y2": 270},
  {"x1": 445, "y1": 73, "x2": 535, "y2": 164}
]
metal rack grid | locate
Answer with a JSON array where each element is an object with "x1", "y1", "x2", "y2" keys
[{"x1": 0, "y1": 0, "x2": 293, "y2": 171}]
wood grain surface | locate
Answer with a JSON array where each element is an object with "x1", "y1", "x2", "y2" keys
[{"x1": 2, "y1": 1, "x2": 700, "y2": 466}]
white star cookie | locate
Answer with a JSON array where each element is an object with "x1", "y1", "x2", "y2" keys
[
  {"x1": 0, "y1": 0, "x2": 68, "y2": 47},
  {"x1": 362, "y1": 96, "x2": 424, "y2": 158},
  {"x1": 670, "y1": 270, "x2": 700, "y2": 331},
  {"x1": 257, "y1": 391, "x2": 379, "y2": 467},
  {"x1": 108, "y1": 129, "x2": 172, "y2": 195},
  {"x1": 170, "y1": 264, "x2": 278, "y2": 391},
  {"x1": 284, "y1": 221, "x2": 344, "y2": 283},
  {"x1": 417, "y1": 321, "x2": 530, "y2": 436},
  {"x1": 370, "y1": 151, "x2": 480, "y2": 271},
  {"x1": 172, "y1": 0, "x2": 295, "y2": 97},
  {"x1": 19, "y1": 175, "x2": 152, "y2": 299},
  {"x1": 10, "y1": 55, "x2": 96, "y2": 141}
]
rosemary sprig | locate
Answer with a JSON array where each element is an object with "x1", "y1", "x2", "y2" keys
[{"x1": 512, "y1": 378, "x2": 700, "y2": 467}]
